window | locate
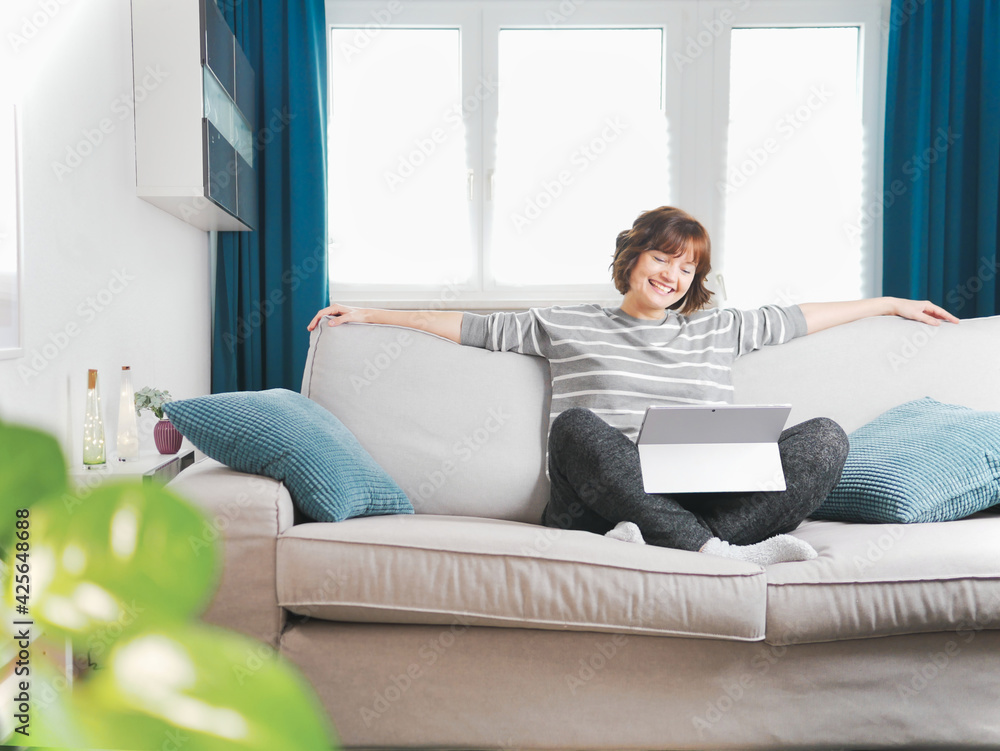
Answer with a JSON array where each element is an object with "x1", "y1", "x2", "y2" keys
[
  {"x1": 721, "y1": 26, "x2": 865, "y2": 307},
  {"x1": 491, "y1": 28, "x2": 670, "y2": 287},
  {"x1": 329, "y1": 28, "x2": 472, "y2": 286},
  {"x1": 326, "y1": 0, "x2": 886, "y2": 310}
]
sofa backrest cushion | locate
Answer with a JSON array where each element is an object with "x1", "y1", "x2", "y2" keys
[
  {"x1": 303, "y1": 314, "x2": 1000, "y2": 522},
  {"x1": 733, "y1": 314, "x2": 1000, "y2": 431},
  {"x1": 302, "y1": 322, "x2": 552, "y2": 523}
]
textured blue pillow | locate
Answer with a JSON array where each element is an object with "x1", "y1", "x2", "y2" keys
[
  {"x1": 164, "y1": 389, "x2": 413, "y2": 522},
  {"x1": 814, "y1": 397, "x2": 1000, "y2": 523}
]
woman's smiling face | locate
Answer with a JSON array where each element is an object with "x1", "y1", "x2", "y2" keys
[{"x1": 621, "y1": 246, "x2": 698, "y2": 319}]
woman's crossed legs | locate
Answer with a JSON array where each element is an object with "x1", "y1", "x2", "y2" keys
[{"x1": 542, "y1": 407, "x2": 848, "y2": 556}]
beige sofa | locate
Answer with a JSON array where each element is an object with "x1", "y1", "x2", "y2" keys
[{"x1": 170, "y1": 313, "x2": 1000, "y2": 750}]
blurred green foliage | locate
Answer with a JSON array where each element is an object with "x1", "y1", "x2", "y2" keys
[
  {"x1": 0, "y1": 424, "x2": 67, "y2": 535},
  {"x1": 6, "y1": 482, "x2": 220, "y2": 653},
  {"x1": 0, "y1": 421, "x2": 337, "y2": 750}
]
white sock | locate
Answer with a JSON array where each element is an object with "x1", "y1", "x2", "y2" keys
[
  {"x1": 605, "y1": 521, "x2": 646, "y2": 544},
  {"x1": 700, "y1": 535, "x2": 817, "y2": 565}
]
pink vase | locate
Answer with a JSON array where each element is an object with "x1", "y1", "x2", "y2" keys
[{"x1": 153, "y1": 418, "x2": 183, "y2": 454}]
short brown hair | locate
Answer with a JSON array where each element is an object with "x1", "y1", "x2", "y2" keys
[{"x1": 609, "y1": 206, "x2": 714, "y2": 315}]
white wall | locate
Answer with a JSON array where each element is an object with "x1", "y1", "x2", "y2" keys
[{"x1": 0, "y1": 0, "x2": 212, "y2": 462}]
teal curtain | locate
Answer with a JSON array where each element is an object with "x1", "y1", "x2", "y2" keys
[
  {"x1": 882, "y1": 0, "x2": 1000, "y2": 318},
  {"x1": 212, "y1": 0, "x2": 328, "y2": 392}
]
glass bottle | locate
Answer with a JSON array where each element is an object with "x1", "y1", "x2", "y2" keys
[
  {"x1": 116, "y1": 366, "x2": 140, "y2": 462},
  {"x1": 83, "y1": 369, "x2": 107, "y2": 468}
]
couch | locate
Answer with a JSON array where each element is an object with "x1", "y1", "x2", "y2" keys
[{"x1": 169, "y1": 312, "x2": 1000, "y2": 750}]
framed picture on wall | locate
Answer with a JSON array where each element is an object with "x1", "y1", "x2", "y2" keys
[{"x1": 0, "y1": 103, "x2": 22, "y2": 359}]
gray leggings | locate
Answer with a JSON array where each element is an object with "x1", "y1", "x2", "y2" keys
[{"x1": 542, "y1": 407, "x2": 849, "y2": 551}]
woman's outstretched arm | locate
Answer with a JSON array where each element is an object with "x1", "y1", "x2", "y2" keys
[
  {"x1": 798, "y1": 297, "x2": 959, "y2": 335},
  {"x1": 307, "y1": 303, "x2": 464, "y2": 344}
]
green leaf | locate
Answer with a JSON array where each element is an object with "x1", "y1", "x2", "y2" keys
[
  {"x1": 3, "y1": 483, "x2": 220, "y2": 652},
  {"x1": 134, "y1": 387, "x2": 173, "y2": 419},
  {"x1": 72, "y1": 621, "x2": 338, "y2": 750},
  {"x1": 0, "y1": 422, "x2": 68, "y2": 527}
]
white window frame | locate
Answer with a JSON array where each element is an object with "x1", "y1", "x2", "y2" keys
[{"x1": 325, "y1": 0, "x2": 889, "y2": 310}]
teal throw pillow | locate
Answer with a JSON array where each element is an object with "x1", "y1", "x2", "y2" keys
[
  {"x1": 814, "y1": 397, "x2": 1000, "y2": 523},
  {"x1": 164, "y1": 389, "x2": 413, "y2": 522}
]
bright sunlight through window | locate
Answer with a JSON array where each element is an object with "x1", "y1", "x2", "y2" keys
[
  {"x1": 328, "y1": 29, "x2": 473, "y2": 286},
  {"x1": 721, "y1": 27, "x2": 864, "y2": 307},
  {"x1": 491, "y1": 29, "x2": 670, "y2": 287}
]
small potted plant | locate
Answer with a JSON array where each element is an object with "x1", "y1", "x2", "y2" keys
[{"x1": 134, "y1": 387, "x2": 182, "y2": 454}]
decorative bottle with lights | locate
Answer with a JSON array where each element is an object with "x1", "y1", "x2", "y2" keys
[
  {"x1": 83, "y1": 369, "x2": 107, "y2": 468},
  {"x1": 116, "y1": 366, "x2": 140, "y2": 462}
]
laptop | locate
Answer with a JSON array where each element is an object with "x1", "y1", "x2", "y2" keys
[{"x1": 636, "y1": 404, "x2": 791, "y2": 494}]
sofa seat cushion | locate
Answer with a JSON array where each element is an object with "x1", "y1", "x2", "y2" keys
[
  {"x1": 277, "y1": 514, "x2": 767, "y2": 641},
  {"x1": 766, "y1": 513, "x2": 1000, "y2": 645}
]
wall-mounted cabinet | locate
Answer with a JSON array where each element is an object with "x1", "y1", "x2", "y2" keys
[{"x1": 131, "y1": 0, "x2": 257, "y2": 231}]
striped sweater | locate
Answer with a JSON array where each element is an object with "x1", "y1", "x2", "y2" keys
[{"x1": 461, "y1": 304, "x2": 808, "y2": 442}]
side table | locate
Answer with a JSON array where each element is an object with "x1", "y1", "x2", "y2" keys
[{"x1": 71, "y1": 449, "x2": 197, "y2": 486}]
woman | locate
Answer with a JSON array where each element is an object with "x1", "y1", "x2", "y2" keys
[{"x1": 308, "y1": 206, "x2": 958, "y2": 564}]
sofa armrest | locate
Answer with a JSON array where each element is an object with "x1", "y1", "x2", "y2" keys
[{"x1": 168, "y1": 459, "x2": 294, "y2": 649}]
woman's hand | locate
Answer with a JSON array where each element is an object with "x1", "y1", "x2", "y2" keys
[
  {"x1": 887, "y1": 297, "x2": 960, "y2": 326},
  {"x1": 307, "y1": 303, "x2": 368, "y2": 331}
]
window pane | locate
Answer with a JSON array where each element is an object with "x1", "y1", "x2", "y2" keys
[
  {"x1": 491, "y1": 29, "x2": 670, "y2": 286},
  {"x1": 328, "y1": 29, "x2": 472, "y2": 286},
  {"x1": 721, "y1": 27, "x2": 863, "y2": 307}
]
